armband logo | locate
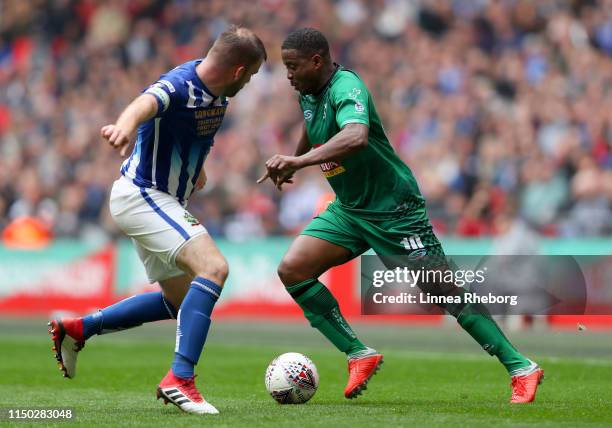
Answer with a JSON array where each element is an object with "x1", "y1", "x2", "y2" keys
[{"x1": 146, "y1": 86, "x2": 170, "y2": 112}]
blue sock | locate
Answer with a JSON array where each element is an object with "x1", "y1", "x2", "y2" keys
[
  {"x1": 81, "y1": 292, "x2": 177, "y2": 340},
  {"x1": 172, "y1": 277, "x2": 222, "y2": 379}
]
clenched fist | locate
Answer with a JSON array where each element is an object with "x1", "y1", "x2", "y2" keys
[{"x1": 101, "y1": 124, "x2": 131, "y2": 156}]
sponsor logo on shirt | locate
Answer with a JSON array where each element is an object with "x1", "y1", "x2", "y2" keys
[
  {"x1": 194, "y1": 106, "x2": 227, "y2": 136},
  {"x1": 194, "y1": 106, "x2": 227, "y2": 118},
  {"x1": 354, "y1": 101, "x2": 365, "y2": 112},
  {"x1": 313, "y1": 145, "x2": 346, "y2": 177},
  {"x1": 304, "y1": 110, "x2": 313, "y2": 121},
  {"x1": 320, "y1": 161, "x2": 346, "y2": 178}
]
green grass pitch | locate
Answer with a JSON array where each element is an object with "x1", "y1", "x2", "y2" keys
[{"x1": 1, "y1": 319, "x2": 611, "y2": 427}]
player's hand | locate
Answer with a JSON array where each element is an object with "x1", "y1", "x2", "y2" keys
[
  {"x1": 257, "y1": 171, "x2": 295, "y2": 190},
  {"x1": 256, "y1": 171, "x2": 295, "y2": 188},
  {"x1": 276, "y1": 172, "x2": 295, "y2": 190},
  {"x1": 101, "y1": 124, "x2": 131, "y2": 157},
  {"x1": 257, "y1": 155, "x2": 300, "y2": 190},
  {"x1": 194, "y1": 168, "x2": 207, "y2": 191}
]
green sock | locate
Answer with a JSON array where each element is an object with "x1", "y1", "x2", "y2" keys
[
  {"x1": 455, "y1": 302, "x2": 531, "y2": 374},
  {"x1": 286, "y1": 279, "x2": 367, "y2": 356}
]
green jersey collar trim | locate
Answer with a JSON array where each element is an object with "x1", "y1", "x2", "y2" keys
[
  {"x1": 303, "y1": 63, "x2": 342, "y2": 103},
  {"x1": 314, "y1": 63, "x2": 341, "y2": 96}
]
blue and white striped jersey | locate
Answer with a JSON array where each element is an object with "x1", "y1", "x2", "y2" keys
[{"x1": 120, "y1": 59, "x2": 228, "y2": 205}]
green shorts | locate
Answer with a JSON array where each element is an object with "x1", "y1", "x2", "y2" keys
[{"x1": 301, "y1": 200, "x2": 444, "y2": 258}]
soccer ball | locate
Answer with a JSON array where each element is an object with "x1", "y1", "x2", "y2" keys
[{"x1": 265, "y1": 352, "x2": 319, "y2": 404}]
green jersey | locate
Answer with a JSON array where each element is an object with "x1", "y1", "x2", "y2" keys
[{"x1": 299, "y1": 67, "x2": 423, "y2": 219}]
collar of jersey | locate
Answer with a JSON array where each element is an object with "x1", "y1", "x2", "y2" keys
[{"x1": 307, "y1": 63, "x2": 341, "y2": 102}]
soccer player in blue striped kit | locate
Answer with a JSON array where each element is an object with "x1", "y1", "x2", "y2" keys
[{"x1": 48, "y1": 26, "x2": 266, "y2": 415}]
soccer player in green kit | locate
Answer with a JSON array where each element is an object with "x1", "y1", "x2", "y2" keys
[{"x1": 258, "y1": 28, "x2": 543, "y2": 403}]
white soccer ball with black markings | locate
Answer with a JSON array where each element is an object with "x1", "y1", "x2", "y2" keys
[{"x1": 265, "y1": 352, "x2": 319, "y2": 404}]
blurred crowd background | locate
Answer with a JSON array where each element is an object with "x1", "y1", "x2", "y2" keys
[{"x1": 0, "y1": 0, "x2": 610, "y2": 246}]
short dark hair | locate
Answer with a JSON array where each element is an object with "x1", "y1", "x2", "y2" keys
[
  {"x1": 212, "y1": 25, "x2": 267, "y2": 66},
  {"x1": 282, "y1": 27, "x2": 330, "y2": 59}
]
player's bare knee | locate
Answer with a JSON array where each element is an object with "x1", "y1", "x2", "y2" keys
[
  {"x1": 278, "y1": 256, "x2": 308, "y2": 286},
  {"x1": 196, "y1": 256, "x2": 229, "y2": 286}
]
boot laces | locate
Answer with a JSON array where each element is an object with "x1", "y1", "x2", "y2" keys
[
  {"x1": 511, "y1": 376, "x2": 526, "y2": 397},
  {"x1": 180, "y1": 375, "x2": 203, "y2": 402}
]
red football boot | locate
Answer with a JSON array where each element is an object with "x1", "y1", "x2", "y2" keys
[
  {"x1": 344, "y1": 353, "x2": 384, "y2": 399},
  {"x1": 510, "y1": 366, "x2": 544, "y2": 403},
  {"x1": 47, "y1": 318, "x2": 85, "y2": 379},
  {"x1": 157, "y1": 370, "x2": 219, "y2": 414}
]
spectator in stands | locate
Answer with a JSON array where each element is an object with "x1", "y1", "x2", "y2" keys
[{"x1": 0, "y1": 0, "x2": 609, "y2": 241}]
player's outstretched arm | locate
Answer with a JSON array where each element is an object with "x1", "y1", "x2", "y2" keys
[
  {"x1": 258, "y1": 123, "x2": 368, "y2": 189},
  {"x1": 296, "y1": 123, "x2": 368, "y2": 167},
  {"x1": 101, "y1": 94, "x2": 158, "y2": 156}
]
